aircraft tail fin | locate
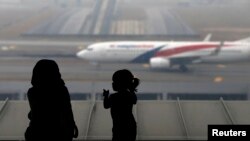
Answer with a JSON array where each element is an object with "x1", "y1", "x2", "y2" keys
[
  {"x1": 203, "y1": 33, "x2": 212, "y2": 41},
  {"x1": 235, "y1": 36, "x2": 250, "y2": 42}
]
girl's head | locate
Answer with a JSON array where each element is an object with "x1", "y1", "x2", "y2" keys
[
  {"x1": 31, "y1": 59, "x2": 64, "y2": 87},
  {"x1": 112, "y1": 69, "x2": 140, "y2": 93}
]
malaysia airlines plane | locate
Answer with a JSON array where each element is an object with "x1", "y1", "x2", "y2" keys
[{"x1": 76, "y1": 36, "x2": 250, "y2": 71}]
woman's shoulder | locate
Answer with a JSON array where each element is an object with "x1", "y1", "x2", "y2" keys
[
  {"x1": 27, "y1": 87, "x2": 37, "y2": 98},
  {"x1": 27, "y1": 87, "x2": 35, "y2": 94}
]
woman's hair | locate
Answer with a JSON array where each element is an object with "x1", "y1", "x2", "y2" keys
[
  {"x1": 31, "y1": 59, "x2": 64, "y2": 87},
  {"x1": 112, "y1": 69, "x2": 140, "y2": 93}
]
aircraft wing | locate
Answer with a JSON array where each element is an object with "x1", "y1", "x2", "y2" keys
[
  {"x1": 169, "y1": 56, "x2": 201, "y2": 65},
  {"x1": 168, "y1": 43, "x2": 223, "y2": 65}
]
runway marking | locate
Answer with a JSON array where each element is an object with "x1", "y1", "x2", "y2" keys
[
  {"x1": 214, "y1": 76, "x2": 224, "y2": 83},
  {"x1": 1, "y1": 46, "x2": 9, "y2": 51},
  {"x1": 9, "y1": 45, "x2": 16, "y2": 50},
  {"x1": 78, "y1": 46, "x2": 86, "y2": 50},
  {"x1": 143, "y1": 64, "x2": 150, "y2": 68},
  {"x1": 217, "y1": 64, "x2": 227, "y2": 69}
]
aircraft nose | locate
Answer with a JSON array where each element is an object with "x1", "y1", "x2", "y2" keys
[{"x1": 76, "y1": 50, "x2": 87, "y2": 59}]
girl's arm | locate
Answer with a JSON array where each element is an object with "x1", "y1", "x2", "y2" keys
[
  {"x1": 103, "y1": 89, "x2": 111, "y2": 109},
  {"x1": 131, "y1": 92, "x2": 137, "y2": 104}
]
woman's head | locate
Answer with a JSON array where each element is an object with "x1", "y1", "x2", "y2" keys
[
  {"x1": 31, "y1": 59, "x2": 64, "y2": 87},
  {"x1": 112, "y1": 69, "x2": 139, "y2": 92}
]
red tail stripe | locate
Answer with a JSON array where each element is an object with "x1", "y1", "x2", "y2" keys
[{"x1": 155, "y1": 44, "x2": 227, "y2": 57}]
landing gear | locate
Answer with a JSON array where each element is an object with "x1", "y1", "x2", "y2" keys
[
  {"x1": 179, "y1": 65, "x2": 188, "y2": 72},
  {"x1": 90, "y1": 62, "x2": 101, "y2": 70}
]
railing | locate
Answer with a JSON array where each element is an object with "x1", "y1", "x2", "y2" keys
[
  {"x1": 0, "y1": 98, "x2": 9, "y2": 120},
  {"x1": 220, "y1": 97, "x2": 236, "y2": 124},
  {"x1": 84, "y1": 99, "x2": 96, "y2": 140},
  {"x1": 177, "y1": 97, "x2": 190, "y2": 140},
  {"x1": 0, "y1": 100, "x2": 250, "y2": 140}
]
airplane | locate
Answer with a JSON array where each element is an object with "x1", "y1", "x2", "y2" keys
[{"x1": 76, "y1": 35, "x2": 250, "y2": 72}]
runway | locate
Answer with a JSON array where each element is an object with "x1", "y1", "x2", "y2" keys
[
  {"x1": 0, "y1": 39, "x2": 88, "y2": 57},
  {"x1": 0, "y1": 55, "x2": 250, "y2": 81},
  {"x1": 0, "y1": 38, "x2": 250, "y2": 89},
  {"x1": 0, "y1": 56, "x2": 249, "y2": 97}
]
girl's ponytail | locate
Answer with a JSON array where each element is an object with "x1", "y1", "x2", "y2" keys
[{"x1": 130, "y1": 78, "x2": 140, "y2": 93}]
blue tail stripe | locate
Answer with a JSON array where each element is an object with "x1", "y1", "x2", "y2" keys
[{"x1": 131, "y1": 45, "x2": 166, "y2": 63}]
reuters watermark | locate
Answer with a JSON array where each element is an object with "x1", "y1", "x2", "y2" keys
[{"x1": 208, "y1": 125, "x2": 250, "y2": 140}]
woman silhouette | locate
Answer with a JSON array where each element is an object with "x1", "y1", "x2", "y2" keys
[
  {"x1": 103, "y1": 69, "x2": 139, "y2": 141},
  {"x1": 25, "y1": 59, "x2": 78, "y2": 141}
]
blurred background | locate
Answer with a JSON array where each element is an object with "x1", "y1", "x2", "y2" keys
[{"x1": 0, "y1": 1, "x2": 250, "y2": 140}]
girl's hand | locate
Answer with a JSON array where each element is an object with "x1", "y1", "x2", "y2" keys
[{"x1": 103, "y1": 89, "x2": 109, "y2": 97}]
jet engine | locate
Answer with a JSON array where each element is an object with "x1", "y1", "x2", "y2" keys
[{"x1": 149, "y1": 57, "x2": 171, "y2": 69}]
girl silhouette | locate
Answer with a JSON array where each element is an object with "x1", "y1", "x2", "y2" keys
[
  {"x1": 25, "y1": 59, "x2": 78, "y2": 141},
  {"x1": 103, "y1": 69, "x2": 139, "y2": 141}
]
